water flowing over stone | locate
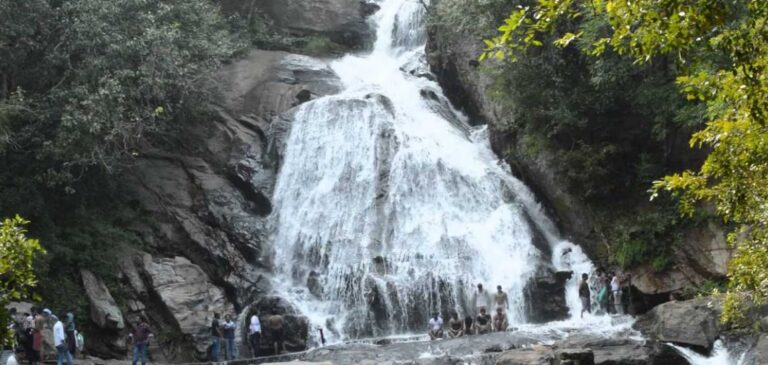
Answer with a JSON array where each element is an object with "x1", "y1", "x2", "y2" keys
[{"x1": 269, "y1": 0, "x2": 594, "y2": 343}]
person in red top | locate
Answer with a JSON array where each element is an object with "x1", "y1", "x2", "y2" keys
[{"x1": 129, "y1": 320, "x2": 153, "y2": 365}]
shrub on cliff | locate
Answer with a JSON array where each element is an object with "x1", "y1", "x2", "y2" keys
[
  {"x1": 0, "y1": 216, "x2": 45, "y2": 347},
  {"x1": 483, "y1": 0, "x2": 768, "y2": 326}
]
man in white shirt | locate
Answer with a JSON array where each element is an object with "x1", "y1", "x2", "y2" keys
[
  {"x1": 472, "y1": 283, "x2": 491, "y2": 315},
  {"x1": 248, "y1": 314, "x2": 261, "y2": 357},
  {"x1": 52, "y1": 314, "x2": 73, "y2": 365},
  {"x1": 427, "y1": 313, "x2": 443, "y2": 340}
]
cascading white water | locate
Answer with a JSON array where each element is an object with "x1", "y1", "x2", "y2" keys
[
  {"x1": 269, "y1": 0, "x2": 602, "y2": 343},
  {"x1": 668, "y1": 340, "x2": 747, "y2": 365}
]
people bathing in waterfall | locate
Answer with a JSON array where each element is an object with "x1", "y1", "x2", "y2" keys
[
  {"x1": 472, "y1": 283, "x2": 491, "y2": 316},
  {"x1": 222, "y1": 315, "x2": 237, "y2": 360},
  {"x1": 473, "y1": 308, "x2": 492, "y2": 335},
  {"x1": 129, "y1": 319, "x2": 153, "y2": 365},
  {"x1": 611, "y1": 273, "x2": 622, "y2": 314},
  {"x1": 494, "y1": 286, "x2": 509, "y2": 313},
  {"x1": 463, "y1": 315, "x2": 473, "y2": 336},
  {"x1": 427, "y1": 313, "x2": 444, "y2": 340},
  {"x1": 249, "y1": 312, "x2": 262, "y2": 358},
  {"x1": 268, "y1": 312, "x2": 286, "y2": 355},
  {"x1": 447, "y1": 311, "x2": 464, "y2": 338},
  {"x1": 210, "y1": 313, "x2": 223, "y2": 361},
  {"x1": 579, "y1": 273, "x2": 591, "y2": 318},
  {"x1": 492, "y1": 307, "x2": 507, "y2": 332}
]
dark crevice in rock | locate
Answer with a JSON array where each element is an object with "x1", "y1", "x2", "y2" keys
[{"x1": 227, "y1": 171, "x2": 273, "y2": 216}]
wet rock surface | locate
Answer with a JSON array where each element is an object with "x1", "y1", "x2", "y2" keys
[
  {"x1": 524, "y1": 268, "x2": 571, "y2": 323},
  {"x1": 633, "y1": 298, "x2": 722, "y2": 349},
  {"x1": 243, "y1": 331, "x2": 684, "y2": 365}
]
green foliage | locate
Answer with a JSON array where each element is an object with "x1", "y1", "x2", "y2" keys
[
  {"x1": 679, "y1": 278, "x2": 728, "y2": 300},
  {"x1": 605, "y1": 206, "x2": 680, "y2": 271},
  {"x1": 0, "y1": 215, "x2": 45, "y2": 346},
  {"x1": 300, "y1": 36, "x2": 347, "y2": 56},
  {"x1": 1, "y1": 0, "x2": 238, "y2": 173},
  {"x1": 484, "y1": 0, "x2": 768, "y2": 325}
]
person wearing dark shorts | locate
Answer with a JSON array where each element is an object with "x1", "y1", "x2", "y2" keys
[
  {"x1": 579, "y1": 273, "x2": 592, "y2": 318},
  {"x1": 267, "y1": 313, "x2": 285, "y2": 355}
]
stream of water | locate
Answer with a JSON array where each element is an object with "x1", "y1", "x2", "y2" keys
[{"x1": 265, "y1": 2, "x2": 745, "y2": 364}]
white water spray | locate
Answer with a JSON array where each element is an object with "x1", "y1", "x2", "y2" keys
[
  {"x1": 269, "y1": 0, "x2": 610, "y2": 344},
  {"x1": 668, "y1": 340, "x2": 747, "y2": 365}
]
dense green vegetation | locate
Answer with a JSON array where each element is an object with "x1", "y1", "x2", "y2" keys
[
  {"x1": 431, "y1": 0, "x2": 706, "y2": 270},
  {"x1": 0, "y1": 0, "x2": 241, "y2": 327},
  {"x1": 0, "y1": 216, "x2": 45, "y2": 346},
  {"x1": 482, "y1": 0, "x2": 768, "y2": 326}
]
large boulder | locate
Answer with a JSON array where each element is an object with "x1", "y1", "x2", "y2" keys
[
  {"x1": 140, "y1": 254, "x2": 235, "y2": 355},
  {"x1": 524, "y1": 268, "x2": 571, "y2": 323},
  {"x1": 743, "y1": 334, "x2": 768, "y2": 365},
  {"x1": 80, "y1": 269, "x2": 125, "y2": 330},
  {"x1": 633, "y1": 297, "x2": 722, "y2": 349},
  {"x1": 247, "y1": 296, "x2": 310, "y2": 354}
]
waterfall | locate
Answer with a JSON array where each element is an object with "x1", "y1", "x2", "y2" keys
[{"x1": 269, "y1": 0, "x2": 595, "y2": 343}]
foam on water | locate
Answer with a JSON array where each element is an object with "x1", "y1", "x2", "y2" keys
[
  {"x1": 268, "y1": 0, "x2": 629, "y2": 345},
  {"x1": 668, "y1": 340, "x2": 747, "y2": 365}
]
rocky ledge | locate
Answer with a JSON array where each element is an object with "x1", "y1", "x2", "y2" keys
[{"x1": 241, "y1": 331, "x2": 685, "y2": 365}]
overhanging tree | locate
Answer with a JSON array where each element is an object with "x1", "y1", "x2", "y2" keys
[{"x1": 482, "y1": 0, "x2": 768, "y2": 325}]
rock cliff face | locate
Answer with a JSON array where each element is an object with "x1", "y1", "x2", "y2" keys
[
  {"x1": 75, "y1": 41, "x2": 346, "y2": 360},
  {"x1": 425, "y1": 1, "x2": 731, "y2": 302}
]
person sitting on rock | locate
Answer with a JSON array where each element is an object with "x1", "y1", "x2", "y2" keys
[
  {"x1": 447, "y1": 311, "x2": 463, "y2": 338},
  {"x1": 427, "y1": 312, "x2": 444, "y2": 340},
  {"x1": 267, "y1": 312, "x2": 285, "y2": 355},
  {"x1": 474, "y1": 308, "x2": 491, "y2": 335},
  {"x1": 463, "y1": 315, "x2": 473, "y2": 336},
  {"x1": 492, "y1": 307, "x2": 507, "y2": 332},
  {"x1": 579, "y1": 273, "x2": 591, "y2": 318}
]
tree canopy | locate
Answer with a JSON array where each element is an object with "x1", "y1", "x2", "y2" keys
[{"x1": 483, "y1": 0, "x2": 768, "y2": 325}]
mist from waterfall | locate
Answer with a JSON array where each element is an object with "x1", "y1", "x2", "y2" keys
[{"x1": 269, "y1": 0, "x2": 602, "y2": 343}]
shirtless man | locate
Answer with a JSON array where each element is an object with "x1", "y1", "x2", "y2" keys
[
  {"x1": 267, "y1": 312, "x2": 285, "y2": 355},
  {"x1": 447, "y1": 311, "x2": 464, "y2": 338},
  {"x1": 494, "y1": 285, "x2": 509, "y2": 312},
  {"x1": 492, "y1": 307, "x2": 508, "y2": 332}
]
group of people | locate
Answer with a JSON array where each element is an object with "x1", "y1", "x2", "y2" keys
[
  {"x1": 426, "y1": 284, "x2": 510, "y2": 340},
  {"x1": 209, "y1": 310, "x2": 287, "y2": 362},
  {"x1": 579, "y1": 271, "x2": 627, "y2": 318},
  {"x1": 6, "y1": 307, "x2": 82, "y2": 365}
]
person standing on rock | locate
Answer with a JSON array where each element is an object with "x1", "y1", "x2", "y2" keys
[
  {"x1": 32, "y1": 308, "x2": 46, "y2": 365},
  {"x1": 447, "y1": 311, "x2": 463, "y2": 338},
  {"x1": 474, "y1": 308, "x2": 491, "y2": 335},
  {"x1": 579, "y1": 273, "x2": 591, "y2": 318},
  {"x1": 129, "y1": 319, "x2": 153, "y2": 365},
  {"x1": 427, "y1": 312, "x2": 444, "y2": 340},
  {"x1": 210, "y1": 313, "x2": 223, "y2": 362},
  {"x1": 492, "y1": 307, "x2": 507, "y2": 332},
  {"x1": 611, "y1": 273, "x2": 622, "y2": 315},
  {"x1": 248, "y1": 313, "x2": 262, "y2": 358},
  {"x1": 51, "y1": 313, "x2": 73, "y2": 365},
  {"x1": 472, "y1": 284, "x2": 491, "y2": 315},
  {"x1": 494, "y1": 285, "x2": 509, "y2": 313},
  {"x1": 64, "y1": 313, "x2": 76, "y2": 357},
  {"x1": 267, "y1": 312, "x2": 285, "y2": 355},
  {"x1": 222, "y1": 314, "x2": 237, "y2": 360}
]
